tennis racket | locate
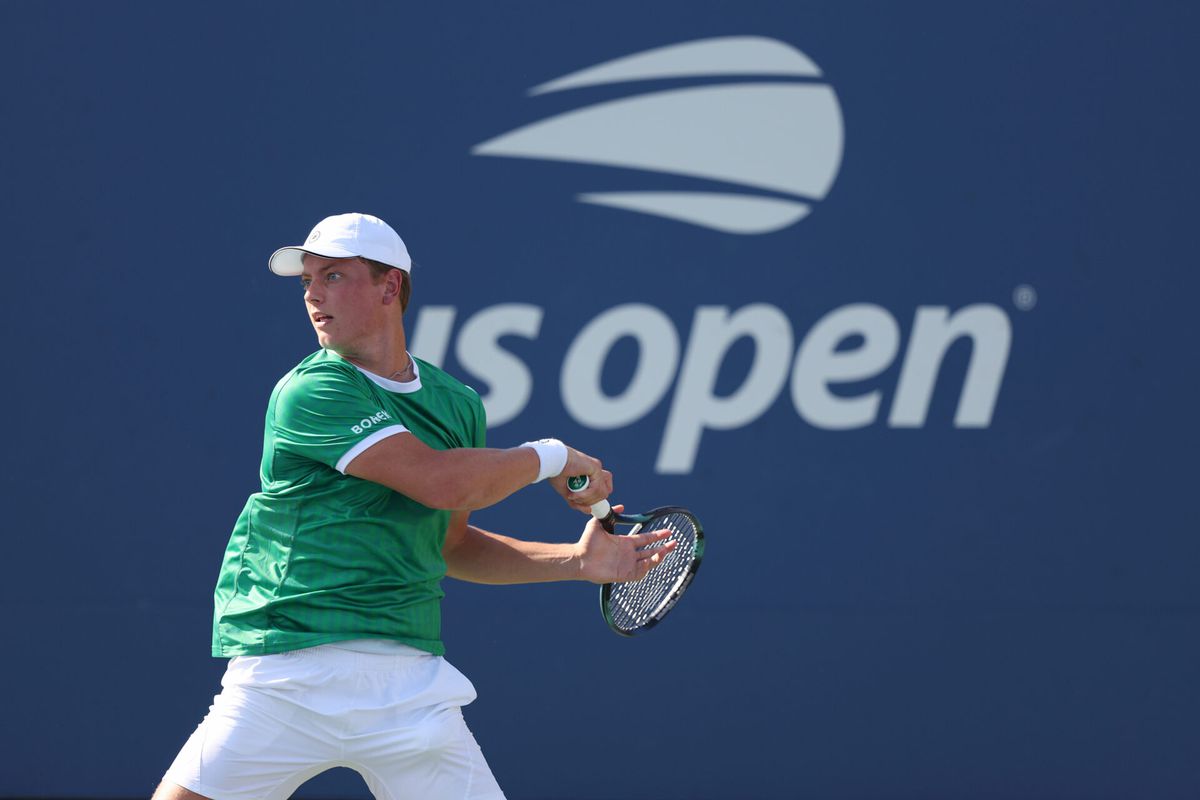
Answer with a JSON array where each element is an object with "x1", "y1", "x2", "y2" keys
[{"x1": 567, "y1": 475, "x2": 705, "y2": 636}]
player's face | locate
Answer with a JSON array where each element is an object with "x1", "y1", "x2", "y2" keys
[{"x1": 300, "y1": 256, "x2": 389, "y2": 353}]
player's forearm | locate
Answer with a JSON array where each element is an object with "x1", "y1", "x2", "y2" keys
[
  {"x1": 443, "y1": 525, "x2": 582, "y2": 584},
  {"x1": 349, "y1": 443, "x2": 543, "y2": 511},
  {"x1": 421, "y1": 448, "x2": 543, "y2": 510},
  {"x1": 345, "y1": 433, "x2": 596, "y2": 512}
]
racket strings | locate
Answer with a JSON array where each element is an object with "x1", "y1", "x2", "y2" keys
[{"x1": 607, "y1": 512, "x2": 697, "y2": 632}]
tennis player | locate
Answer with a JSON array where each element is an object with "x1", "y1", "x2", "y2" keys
[{"x1": 154, "y1": 213, "x2": 673, "y2": 800}]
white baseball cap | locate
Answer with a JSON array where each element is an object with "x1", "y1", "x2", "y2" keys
[{"x1": 268, "y1": 213, "x2": 412, "y2": 276}]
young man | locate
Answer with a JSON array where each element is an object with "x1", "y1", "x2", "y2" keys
[{"x1": 154, "y1": 213, "x2": 673, "y2": 800}]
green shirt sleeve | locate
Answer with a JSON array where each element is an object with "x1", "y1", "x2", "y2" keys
[
  {"x1": 472, "y1": 389, "x2": 487, "y2": 449},
  {"x1": 271, "y1": 364, "x2": 407, "y2": 473}
]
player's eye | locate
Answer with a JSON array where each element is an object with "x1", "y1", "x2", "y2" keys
[
  {"x1": 327, "y1": 272, "x2": 342, "y2": 282},
  {"x1": 300, "y1": 277, "x2": 311, "y2": 289}
]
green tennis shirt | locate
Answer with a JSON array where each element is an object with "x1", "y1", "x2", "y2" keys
[{"x1": 212, "y1": 348, "x2": 486, "y2": 657}]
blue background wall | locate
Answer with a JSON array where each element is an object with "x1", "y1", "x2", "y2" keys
[{"x1": 2, "y1": 2, "x2": 1198, "y2": 797}]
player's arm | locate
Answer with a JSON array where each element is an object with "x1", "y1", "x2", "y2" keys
[
  {"x1": 442, "y1": 509, "x2": 674, "y2": 585},
  {"x1": 344, "y1": 433, "x2": 612, "y2": 512}
]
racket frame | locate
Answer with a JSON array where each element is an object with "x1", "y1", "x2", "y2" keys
[{"x1": 599, "y1": 505, "x2": 705, "y2": 637}]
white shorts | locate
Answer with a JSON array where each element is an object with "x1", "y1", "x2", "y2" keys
[{"x1": 162, "y1": 641, "x2": 506, "y2": 800}]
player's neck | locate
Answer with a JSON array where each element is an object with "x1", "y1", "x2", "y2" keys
[{"x1": 337, "y1": 326, "x2": 412, "y2": 382}]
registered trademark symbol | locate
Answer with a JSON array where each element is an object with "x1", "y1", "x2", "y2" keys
[{"x1": 1013, "y1": 284, "x2": 1037, "y2": 311}]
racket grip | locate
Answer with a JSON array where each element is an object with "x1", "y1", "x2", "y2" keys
[{"x1": 566, "y1": 475, "x2": 616, "y2": 532}]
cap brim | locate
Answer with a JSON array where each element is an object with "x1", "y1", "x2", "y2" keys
[{"x1": 268, "y1": 244, "x2": 363, "y2": 276}]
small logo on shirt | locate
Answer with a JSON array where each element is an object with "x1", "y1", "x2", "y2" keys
[{"x1": 351, "y1": 410, "x2": 392, "y2": 435}]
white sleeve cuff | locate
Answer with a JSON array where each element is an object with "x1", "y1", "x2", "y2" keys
[
  {"x1": 336, "y1": 425, "x2": 409, "y2": 474},
  {"x1": 521, "y1": 438, "x2": 568, "y2": 483}
]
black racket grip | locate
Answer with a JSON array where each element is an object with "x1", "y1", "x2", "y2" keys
[{"x1": 566, "y1": 475, "x2": 615, "y2": 533}]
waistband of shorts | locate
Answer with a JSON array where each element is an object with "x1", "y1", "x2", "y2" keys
[
  {"x1": 230, "y1": 639, "x2": 437, "y2": 674},
  {"x1": 322, "y1": 638, "x2": 431, "y2": 656}
]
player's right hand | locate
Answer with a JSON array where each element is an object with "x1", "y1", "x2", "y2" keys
[{"x1": 548, "y1": 447, "x2": 612, "y2": 513}]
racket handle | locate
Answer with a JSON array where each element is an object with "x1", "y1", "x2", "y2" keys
[{"x1": 566, "y1": 475, "x2": 615, "y2": 533}]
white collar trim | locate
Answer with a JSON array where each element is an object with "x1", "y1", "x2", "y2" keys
[{"x1": 330, "y1": 350, "x2": 422, "y2": 393}]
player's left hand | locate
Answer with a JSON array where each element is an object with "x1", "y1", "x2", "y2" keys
[{"x1": 574, "y1": 505, "x2": 677, "y2": 584}]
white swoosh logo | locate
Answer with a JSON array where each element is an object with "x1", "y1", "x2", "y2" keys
[{"x1": 471, "y1": 36, "x2": 844, "y2": 234}]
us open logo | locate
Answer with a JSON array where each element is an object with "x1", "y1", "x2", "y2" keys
[
  {"x1": 471, "y1": 36, "x2": 844, "y2": 234},
  {"x1": 422, "y1": 36, "x2": 1016, "y2": 474}
]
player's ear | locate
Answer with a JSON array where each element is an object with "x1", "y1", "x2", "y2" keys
[{"x1": 381, "y1": 269, "x2": 402, "y2": 306}]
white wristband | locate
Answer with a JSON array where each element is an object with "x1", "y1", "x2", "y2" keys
[{"x1": 521, "y1": 438, "x2": 568, "y2": 483}]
